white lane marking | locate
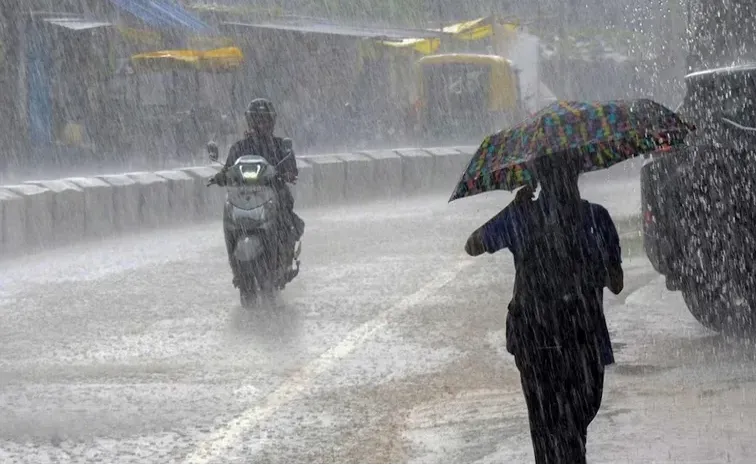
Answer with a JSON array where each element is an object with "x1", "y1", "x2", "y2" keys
[{"x1": 184, "y1": 259, "x2": 474, "y2": 463}]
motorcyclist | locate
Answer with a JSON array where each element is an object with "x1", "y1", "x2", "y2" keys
[{"x1": 212, "y1": 98, "x2": 305, "y2": 288}]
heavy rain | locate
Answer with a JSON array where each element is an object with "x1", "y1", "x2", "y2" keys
[{"x1": 1, "y1": 0, "x2": 756, "y2": 463}]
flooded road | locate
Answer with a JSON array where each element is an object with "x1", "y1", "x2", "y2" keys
[{"x1": 2, "y1": 175, "x2": 756, "y2": 463}]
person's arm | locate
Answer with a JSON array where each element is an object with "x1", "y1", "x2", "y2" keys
[
  {"x1": 465, "y1": 203, "x2": 514, "y2": 256},
  {"x1": 211, "y1": 142, "x2": 240, "y2": 185},
  {"x1": 464, "y1": 227, "x2": 493, "y2": 256},
  {"x1": 277, "y1": 138, "x2": 298, "y2": 181},
  {"x1": 607, "y1": 261, "x2": 624, "y2": 295},
  {"x1": 594, "y1": 204, "x2": 624, "y2": 294},
  {"x1": 285, "y1": 142, "x2": 299, "y2": 179},
  {"x1": 224, "y1": 142, "x2": 240, "y2": 170},
  {"x1": 465, "y1": 185, "x2": 534, "y2": 256}
]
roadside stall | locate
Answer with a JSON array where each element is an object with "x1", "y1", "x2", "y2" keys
[
  {"x1": 118, "y1": 46, "x2": 244, "y2": 158},
  {"x1": 380, "y1": 15, "x2": 520, "y2": 56},
  {"x1": 378, "y1": 16, "x2": 525, "y2": 146},
  {"x1": 213, "y1": 17, "x2": 443, "y2": 152}
]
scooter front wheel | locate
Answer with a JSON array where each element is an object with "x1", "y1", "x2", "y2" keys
[{"x1": 240, "y1": 285, "x2": 258, "y2": 309}]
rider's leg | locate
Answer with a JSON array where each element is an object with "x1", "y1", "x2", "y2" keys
[
  {"x1": 224, "y1": 227, "x2": 242, "y2": 287},
  {"x1": 281, "y1": 184, "x2": 304, "y2": 240}
]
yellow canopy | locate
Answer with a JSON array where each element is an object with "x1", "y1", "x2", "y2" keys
[
  {"x1": 440, "y1": 16, "x2": 519, "y2": 41},
  {"x1": 379, "y1": 37, "x2": 441, "y2": 55},
  {"x1": 441, "y1": 17, "x2": 492, "y2": 40},
  {"x1": 130, "y1": 46, "x2": 244, "y2": 72},
  {"x1": 378, "y1": 16, "x2": 519, "y2": 55}
]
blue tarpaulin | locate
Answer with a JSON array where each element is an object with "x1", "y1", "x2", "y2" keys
[{"x1": 107, "y1": 0, "x2": 213, "y2": 33}]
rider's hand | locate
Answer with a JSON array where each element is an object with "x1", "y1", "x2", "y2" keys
[{"x1": 207, "y1": 172, "x2": 224, "y2": 187}]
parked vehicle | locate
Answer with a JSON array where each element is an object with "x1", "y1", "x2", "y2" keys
[
  {"x1": 413, "y1": 53, "x2": 525, "y2": 145},
  {"x1": 641, "y1": 63, "x2": 756, "y2": 333}
]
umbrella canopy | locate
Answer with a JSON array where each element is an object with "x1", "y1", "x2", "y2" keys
[{"x1": 449, "y1": 99, "x2": 694, "y2": 202}]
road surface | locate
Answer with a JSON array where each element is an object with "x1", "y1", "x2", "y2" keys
[{"x1": 2, "y1": 175, "x2": 756, "y2": 463}]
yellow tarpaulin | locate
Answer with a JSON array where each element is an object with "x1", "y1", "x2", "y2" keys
[
  {"x1": 380, "y1": 37, "x2": 441, "y2": 55},
  {"x1": 440, "y1": 16, "x2": 519, "y2": 41},
  {"x1": 130, "y1": 47, "x2": 244, "y2": 72},
  {"x1": 378, "y1": 16, "x2": 519, "y2": 55},
  {"x1": 441, "y1": 17, "x2": 491, "y2": 40}
]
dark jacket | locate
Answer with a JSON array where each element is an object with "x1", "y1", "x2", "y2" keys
[
  {"x1": 224, "y1": 133, "x2": 298, "y2": 179},
  {"x1": 479, "y1": 198, "x2": 620, "y2": 366}
]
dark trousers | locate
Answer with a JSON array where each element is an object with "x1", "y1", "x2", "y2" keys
[
  {"x1": 515, "y1": 348, "x2": 605, "y2": 464},
  {"x1": 277, "y1": 182, "x2": 304, "y2": 240}
]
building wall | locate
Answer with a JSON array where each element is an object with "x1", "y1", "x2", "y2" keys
[{"x1": 0, "y1": 0, "x2": 24, "y2": 163}]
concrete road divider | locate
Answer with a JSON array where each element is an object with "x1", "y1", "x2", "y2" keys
[
  {"x1": 180, "y1": 165, "x2": 223, "y2": 220},
  {"x1": 0, "y1": 145, "x2": 644, "y2": 257},
  {"x1": 65, "y1": 177, "x2": 116, "y2": 238},
  {"x1": 97, "y1": 174, "x2": 141, "y2": 233},
  {"x1": 291, "y1": 158, "x2": 314, "y2": 208},
  {"x1": 396, "y1": 149, "x2": 434, "y2": 193},
  {"x1": 358, "y1": 150, "x2": 403, "y2": 198},
  {"x1": 452, "y1": 145, "x2": 478, "y2": 157},
  {"x1": 338, "y1": 153, "x2": 376, "y2": 201},
  {"x1": 2, "y1": 183, "x2": 53, "y2": 251},
  {"x1": 305, "y1": 156, "x2": 346, "y2": 205},
  {"x1": 0, "y1": 188, "x2": 24, "y2": 254},
  {"x1": 127, "y1": 172, "x2": 171, "y2": 228},
  {"x1": 25, "y1": 179, "x2": 86, "y2": 245},
  {"x1": 155, "y1": 170, "x2": 195, "y2": 223},
  {"x1": 426, "y1": 147, "x2": 470, "y2": 191}
]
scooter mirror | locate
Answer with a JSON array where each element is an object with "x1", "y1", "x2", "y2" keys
[{"x1": 207, "y1": 141, "x2": 219, "y2": 162}]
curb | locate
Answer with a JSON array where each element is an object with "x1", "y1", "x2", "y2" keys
[
  {"x1": 0, "y1": 147, "x2": 473, "y2": 257},
  {"x1": 0, "y1": 147, "x2": 644, "y2": 258}
]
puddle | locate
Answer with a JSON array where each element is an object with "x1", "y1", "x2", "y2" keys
[
  {"x1": 402, "y1": 388, "x2": 527, "y2": 463},
  {"x1": 611, "y1": 364, "x2": 672, "y2": 376}
]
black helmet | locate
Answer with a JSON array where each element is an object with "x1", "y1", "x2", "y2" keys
[{"x1": 245, "y1": 98, "x2": 276, "y2": 128}]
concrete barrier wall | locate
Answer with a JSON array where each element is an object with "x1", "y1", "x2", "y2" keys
[
  {"x1": 0, "y1": 145, "x2": 637, "y2": 258},
  {"x1": 2, "y1": 184, "x2": 53, "y2": 252}
]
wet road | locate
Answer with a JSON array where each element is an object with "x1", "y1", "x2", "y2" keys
[{"x1": 2, "y1": 174, "x2": 756, "y2": 463}]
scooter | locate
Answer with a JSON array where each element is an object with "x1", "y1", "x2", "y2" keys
[{"x1": 206, "y1": 141, "x2": 302, "y2": 308}]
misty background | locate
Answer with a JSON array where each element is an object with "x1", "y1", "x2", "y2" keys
[{"x1": 0, "y1": 0, "x2": 750, "y2": 182}]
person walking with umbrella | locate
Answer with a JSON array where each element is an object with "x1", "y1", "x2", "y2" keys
[
  {"x1": 466, "y1": 154, "x2": 623, "y2": 463},
  {"x1": 451, "y1": 100, "x2": 693, "y2": 463}
]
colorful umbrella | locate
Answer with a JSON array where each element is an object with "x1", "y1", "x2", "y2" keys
[{"x1": 449, "y1": 99, "x2": 694, "y2": 202}]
